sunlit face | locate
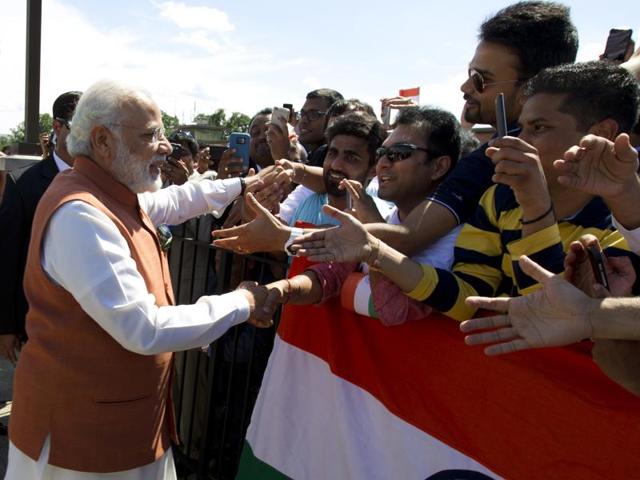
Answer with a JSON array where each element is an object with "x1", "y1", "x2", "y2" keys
[
  {"x1": 298, "y1": 97, "x2": 330, "y2": 147},
  {"x1": 323, "y1": 134, "x2": 372, "y2": 197},
  {"x1": 110, "y1": 97, "x2": 171, "y2": 193},
  {"x1": 376, "y1": 124, "x2": 436, "y2": 213},
  {"x1": 460, "y1": 41, "x2": 523, "y2": 126},
  {"x1": 249, "y1": 113, "x2": 272, "y2": 167},
  {"x1": 517, "y1": 93, "x2": 586, "y2": 187}
]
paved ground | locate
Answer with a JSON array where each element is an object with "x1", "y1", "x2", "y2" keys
[{"x1": 0, "y1": 358, "x2": 14, "y2": 477}]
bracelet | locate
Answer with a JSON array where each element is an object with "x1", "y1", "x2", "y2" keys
[
  {"x1": 284, "y1": 227, "x2": 304, "y2": 256},
  {"x1": 239, "y1": 177, "x2": 246, "y2": 195},
  {"x1": 282, "y1": 279, "x2": 292, "y2": 304},
  {"x1": 520, "y1": 204, "x2": 554, "y2": 225}
]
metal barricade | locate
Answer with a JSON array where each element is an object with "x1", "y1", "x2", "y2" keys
[{"x1": 166, "y1": 215, "x2": 286, "y2": 479}]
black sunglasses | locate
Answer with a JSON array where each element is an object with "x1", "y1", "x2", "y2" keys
[
  {"x1": 376, "y1": 144, "x2": 430, "y2": 162},
  {"x1": 468, "y1": 69, "x2": 520, "y2": 93}
]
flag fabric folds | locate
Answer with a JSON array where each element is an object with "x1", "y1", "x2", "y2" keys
[{"x1": 238, "y1": 257, "x2": 640, "y2": 480}]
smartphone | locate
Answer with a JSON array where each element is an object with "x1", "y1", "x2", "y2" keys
[
  {"x1": 168, "y1": 142, "x2": 186, "y2": 161},
  {"x1": 282, "y1": 103, "x2": 295, "y2": 124},
  {"x1": 586, "y1": 245, "x2": 610, "y2": 290},
  {"x1": 495, "y1": 93, "x2": 508, "y2": 138},
  {"x1": 603, "y1": 28, "x2": 633, "y2": 62},
  {"x1": 381, "y1": 105, "x2": 392, "y2": 129},
  {"x1": 228, "y1": 132, "x2": 251, "y2": 171},
  {"x1": 272, "y1": 106, "x2": 290, "y2": 133}
]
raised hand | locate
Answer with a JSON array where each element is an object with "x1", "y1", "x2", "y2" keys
[
  {"x1": 486, "y1": 136, "x2": 552, "y2": 224},
  {"x1": 292, "y1": 204, "x2": 377, "y2": 263},
  {"x1": 161, "y1": 158, "x2": 190, "y2": 185},
  {"x1": 266, "y1": 118, "x2": 292, "y2": 161},
  {"x1": 340, "y1": 179, "x2": 385, "y2": 224},
  {"x1": 564, "y1": 234, "x2": 636, "y2": 298},
  {"x1": 217, "y1": 148, "x2": 245, "y2": 179},
  {"x1": 460, "y1": 255, "x2": 596, "y2": 355},
  {"x1": 554, "y1": 133, "x2": 639, "y2": 199},
  {"x1": 212, "y1": 192, "x2": 289, "y2": 254}
]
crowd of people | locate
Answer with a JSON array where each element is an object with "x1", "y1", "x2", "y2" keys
[{"x1": 0, "y1": 0, "x2": 639, "y2": 478}]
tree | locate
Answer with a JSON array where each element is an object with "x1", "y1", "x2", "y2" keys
[
  {"x1": 161, "y1": 111, "x2": 180, "y2": 136},
  {"x1": 5, "y1": 113, "x2": 54, "y2": 144},
  {"x1": 224, "y1": 112, "x2": 251, "y2": 135}
]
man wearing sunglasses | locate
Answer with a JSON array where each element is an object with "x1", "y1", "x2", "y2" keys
[
  {"x1": 300, "y1": 1, "x2": 579, "y2": 263},
  {"x1": 0, "y1": 90, "x2": 81, "y2": 365}
]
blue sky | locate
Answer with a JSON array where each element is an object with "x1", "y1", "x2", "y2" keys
[{"x1": 0, "y1": 0, "x2": 635, "y2": 134}]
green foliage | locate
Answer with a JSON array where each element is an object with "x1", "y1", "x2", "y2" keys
[
  {"x1": 191, "y1": 108, "x2": 251, "y2": 136},
  {"x1": 161, "y1": 111, "x2": 180, "y2": 136},
  {"x1": 3, "y1": 113, "x2": 54, "y2": 145}
]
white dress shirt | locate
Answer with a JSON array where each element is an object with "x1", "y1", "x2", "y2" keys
[{"x1": 8, "y1": 177, "x2": 249, "y2": 479}]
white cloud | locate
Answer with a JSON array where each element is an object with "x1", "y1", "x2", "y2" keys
[
  {"x1": 174, "y1": 31, "x2": 222, "y2": 54},
  {"x1": 156, "y1": 1, "x2": 233, "y2": 32}
]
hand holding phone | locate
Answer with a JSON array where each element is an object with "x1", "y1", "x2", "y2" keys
[
  {"x1": 602, "y1": 28, "x2": 633, "y2": 62},
  {"x1": 271, "y1": 107, "x2": 290, "y2": 134},
  {"x1": 228, "y1": 132, "x2": 251, "y2": 172},
  {"x1": 586, "y1": 244, "x2": 610, "y2": 290}
]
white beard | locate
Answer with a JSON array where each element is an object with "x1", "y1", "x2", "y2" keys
[{"x1": 111, "y1": 141, "x2": 164, "y2": 193}]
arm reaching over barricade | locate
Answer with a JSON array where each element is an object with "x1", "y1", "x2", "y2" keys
[{"x1": 555, "y1": 133, "x2": 640, "y2": 229}]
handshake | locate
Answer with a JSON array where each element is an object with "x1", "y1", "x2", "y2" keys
[{"x1": 235, "y1": 280, "x2": 291, "y2": 328}]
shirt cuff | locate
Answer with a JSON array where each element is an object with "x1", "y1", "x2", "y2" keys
[
  {"x1": 406, "y1": 264, "x2": 438, "y2": 301},
  {"x1": 197, "y1": 290, "x2": 251, "y2": 325},
  {"x1": 613, "y1": 216, "x2": 640, "y2": 255},
  {"x1": 507, "y1": 223, "x2": 561, "y2": 259}
]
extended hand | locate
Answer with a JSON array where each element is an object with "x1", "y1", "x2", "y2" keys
[
  {"x1": 554, "y1": 134, "x2": 639, "y2": 199},
  {"x1": 340, "y1": 179, "x2": 385, "y2": 224},
  {"x1": 237, "y1": 281, "x2": 274, "y2": 328},
  {"x1": 291, "y1": 204, "x2": 376, "y2": 263},
  {"x1": 212, "y1": 193, "x2": 289, "y2": 254},
  {"x1": 460, "y1": 255, "x2": 596, "y2": 355}
]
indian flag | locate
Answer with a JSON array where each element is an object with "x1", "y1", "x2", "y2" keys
[
  {"x1": 238, "y1": 257, "x2": 640, "y2": 479},
  {"x1": 399, "y1": 86, "x2": 420, "y2": 105}
]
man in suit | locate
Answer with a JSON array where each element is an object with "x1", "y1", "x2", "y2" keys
[{"x1": 0, "y1": 91, "x2": 81, "y2": 363}]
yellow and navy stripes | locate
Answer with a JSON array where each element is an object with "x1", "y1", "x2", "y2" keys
[{"x1": 408, "y1": 184, "x2": 636, "y2": 321}]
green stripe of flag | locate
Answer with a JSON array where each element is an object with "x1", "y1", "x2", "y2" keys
[{"x1": 237, "y1": 441, "x2": 292, "y2": 480}]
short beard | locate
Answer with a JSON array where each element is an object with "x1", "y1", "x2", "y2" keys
[
  {"x1": 323, "y1": 170, "x2": 347, "y2": 198},
  {"x1": 111, "y1": 139, "x2": 163, "y2": 193}
]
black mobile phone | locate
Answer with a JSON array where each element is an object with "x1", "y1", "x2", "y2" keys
[
  {"x1": 283, "y1": 103, "x2": 295, "y2": 124},
  {"x1": 586, "y1": 245, "x2": 610, "y2": 290},
  {"x1": 603, "y1": 28, "x2": 633, "y2": 62},
  {"x1": 168, "y1": 142, "x2": 186, "y2": 160},
  {"x1": 495, "y1": 93, "x2": 508, "y2": 138}
]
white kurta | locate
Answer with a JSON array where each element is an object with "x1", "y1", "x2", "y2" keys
[{"x1": 7, "y1": 177, "x2": 250, "y2": 479}]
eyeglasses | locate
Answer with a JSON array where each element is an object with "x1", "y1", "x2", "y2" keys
[
  {"x1": 297, "y1": 109, "x2": 327, "y2": 121},
  {"x1": 55, "y1": 117, "x2": 71, "y2": 129},
  {"x1": 107, "y1": 123, "x2": 167, "y2": 145},
  {"x1": 376, "y1": 143, "x2": 430, "y2": 163},
  {"x1": 468, "y1": 68, "x2": 520, "y2": 93}
]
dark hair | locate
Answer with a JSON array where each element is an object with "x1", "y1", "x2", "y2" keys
[
  {"x1": 480, "y1": 1, "x2": 578, "y2": 80},
  {"x1": 459, "y1": 128, "x2": 482, "y2": 158},
  {"x1": 395, "y1": 106, "x2": 462, "y2": 172},
  {"x1": 325, "y1": 113, "x2": 386, "y2": 166},
  {"x1": 52, "y1": 91, "x2": 82, "y2": 121},
  {"x1": 327, "y1": 98, "x2": 376, "y2": 120},
  {"x1": 306, "y1": 89, "x2": 344, "y2": 110},
  {"x1": 524, "y1": 61, "x2": 640, "y2": 134},
  {"x1": 168, "y1": 130, "x2": 199, "y2": 156},
  {"x1": 250, "y1": 107, "x2": 273, "y2": 125}
]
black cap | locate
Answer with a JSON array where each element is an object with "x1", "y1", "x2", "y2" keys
[
  {"x1": 168, "y1": 130, "x2": 199, "y2": 156},
  {"x1": 52, "y1": 91, "x2": 82, "y2": 121}
]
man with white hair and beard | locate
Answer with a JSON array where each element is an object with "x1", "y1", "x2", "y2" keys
[{"x1": 5, "y1": 80, "x2": 276, "y2": 479}]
